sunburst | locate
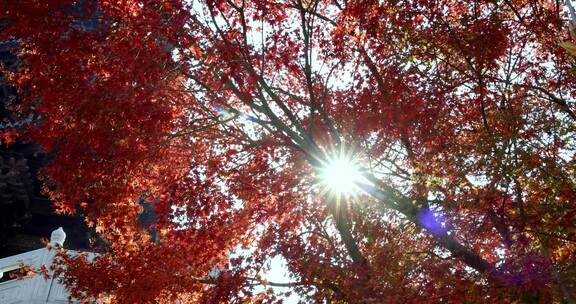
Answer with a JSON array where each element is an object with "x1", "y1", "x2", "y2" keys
[{"x1": 316, "y1": 149, "x2": 369, "y2": 200}]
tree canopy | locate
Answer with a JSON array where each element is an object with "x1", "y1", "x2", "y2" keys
[{"x1": 2, "y1": 0, "x2": 576, "y2": 303}]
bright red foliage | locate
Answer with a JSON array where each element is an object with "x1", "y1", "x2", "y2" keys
[{"x1": 3, "y1": 0, "x2": 576, "y2": 303}]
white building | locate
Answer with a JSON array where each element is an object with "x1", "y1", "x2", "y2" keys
[{"x1": 0, "y1": 228, "x2": 79, "y2": 304}]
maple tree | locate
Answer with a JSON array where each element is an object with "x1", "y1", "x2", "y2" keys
[{"x1": 2, "y1": 0, "x2": 576, "y2": 302}]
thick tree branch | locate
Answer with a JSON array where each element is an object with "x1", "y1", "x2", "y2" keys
[{"x1": 328, "y1": 198, "x2": 367, "y2": 265}]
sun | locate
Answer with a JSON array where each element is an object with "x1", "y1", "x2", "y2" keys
[{"x1": 317, "y1": 152, "x2": 366, "y2": 197}]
